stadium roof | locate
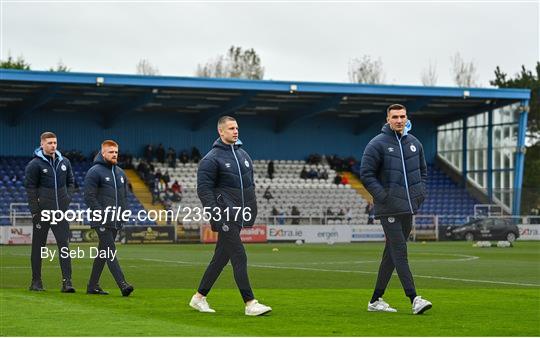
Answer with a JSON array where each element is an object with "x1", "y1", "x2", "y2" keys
[{"x1": 0, "y1": 69, "x2": 530, "y2": 131}]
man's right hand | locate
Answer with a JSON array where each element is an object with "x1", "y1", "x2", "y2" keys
[{"x1": 32, "y1": 213, "x2": 40, "y2": 226}]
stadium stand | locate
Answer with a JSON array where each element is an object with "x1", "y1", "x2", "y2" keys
[
  {"x1": 136, "y1": 158, "x2": 369, "y2": 225},
  {"x1": 0, "y1": 152, "x2": 480, "y2": 228},
  {"x1": 147, "y1": 158, "x2": 481, "y2": 228},
  {"x1": 0, "y1": 156, "x2": 153, "y2": 226}
]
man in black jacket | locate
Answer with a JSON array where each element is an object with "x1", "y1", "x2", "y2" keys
[
  {"x1": 25, "y1": 132, "x2": 75, "y2": 292},
  {"x1": 189, "y1": 116, "x2": 271, "y2": 316},
  {"x1": 360, "y1": 104, "x2": 432, "y2": 315},
  {"x1": 84, "y1": 140, "x2": 133, "y2": 296}
]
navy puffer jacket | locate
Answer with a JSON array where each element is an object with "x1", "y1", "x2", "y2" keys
[
  {"x1": 197, "y1": 138, "x2": 257, "y2": 231},
  {"x1": 84, "y1": 153, "x2": 129, "y2": 228},
  {"x1": 24, "y1": 148, "x2": 74, "y2": 214},
  {"x1": 359, "y1": 123, "x2": 427, "y2": 218}
]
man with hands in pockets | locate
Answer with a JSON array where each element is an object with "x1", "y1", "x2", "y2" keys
[{"x1": 189, "y1": 116, "x2": 271, "y2": 316}]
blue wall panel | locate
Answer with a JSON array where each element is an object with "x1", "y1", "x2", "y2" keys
[{"x1": 0, "y1": 111, "x2": 437, "y2": 163}]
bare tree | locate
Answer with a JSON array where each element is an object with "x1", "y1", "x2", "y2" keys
[
  {"x1": 348, "y1": 55, "x2": 385, "y2": 84},
  {"x1": 136, "y1": 59, "x2": 160, "y2": 76},
  {"x1": 49, "y1": 59, "x2": 70, "y2": 72},
  {"x1": 196, "y1": 55, "x2": 227, "y2": 78},
  {"x1": 421, "y1": 61, "x2": 438, "y2": 86},
  {"x1": 195, "y1": 46, "x2": 265, "y2": 80},
  {"x1": 451, "y1": 52, "x2": 478, "y2": 87}
]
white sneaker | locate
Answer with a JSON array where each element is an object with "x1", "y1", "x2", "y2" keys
[
  {"x1": 367, "y1": 298, "x2": 397, "y2": 312},
  {"x1": 245, "y1": 299, "x2": 272, "y2": 316},
  {"x1": 412, "y1": 296, "x2": 432, "y2": 315},
  {"x1": 189, "y1": 294, "x2": 216, "y2": 313}
]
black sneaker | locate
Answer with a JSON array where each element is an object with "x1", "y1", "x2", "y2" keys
[
  {"x1": 61, "y1": 279, "x2": 76, "y2": 293},
  {"x1": 87, "y1": 284, "x2": 109, "y2": 295},
  {"x1": 29, "y1": 279, "x2": 45, "y2": 291},
  {"x1": 120, "y1": 282, "x2": 134, "y2": 297}
]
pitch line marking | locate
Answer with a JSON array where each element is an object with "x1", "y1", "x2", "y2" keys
[
  {"x1": 248, "y1": 264, "x2": 540, "y2": 287},
  {"x1": 5, "y1": 254, "x2": 537, "y2": 287},
  {"x1": 128, "y1": 258, "x2": 539, "y2": 287}
]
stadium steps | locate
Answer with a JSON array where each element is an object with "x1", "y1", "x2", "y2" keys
[
  {"x1": 125, "y1": 169, "x2": 167, "y2": 225},
  {"x1": 342, "y1": 171, "x2": 373, "y2": 202}
]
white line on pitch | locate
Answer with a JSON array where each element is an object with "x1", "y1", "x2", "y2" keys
[
  {"x1": 248, "y1": 264, "x2": 540, "y2": 287},
  {"x1": 130, "y1": 257, "x2": 539, "y2": 287}
]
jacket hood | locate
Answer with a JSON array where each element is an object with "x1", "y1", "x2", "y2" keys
[
  {"x1": 93, "y1": 152, "x2": 112, "y2": 167},
  {"x1": 212, "y1": 138, "x2": 243, "y2": 150},
  {"x1": 34, "y1": 147, "x2": 63, "y2": 162},
  {"x1": 381, "y1": 120, "x2": 412, "y2": 137}
]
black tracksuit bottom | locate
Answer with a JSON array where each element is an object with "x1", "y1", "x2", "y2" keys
[
  {"x1": 372, "y1": 214, "x2": 417, "y2": 301},
  {"x1": 88, "y1": 227, "x2": 126, "y2": 288},
  {"x1": 31, "y1": 219, "x2": 72, "y2": 281},
  {"x1": 197, "y1": 224, "x2": 254, "y2": 302}
]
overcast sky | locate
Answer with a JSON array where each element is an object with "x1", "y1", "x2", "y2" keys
[{"x1": 1, "y1": 1, "x2": 538, "y2": 87}]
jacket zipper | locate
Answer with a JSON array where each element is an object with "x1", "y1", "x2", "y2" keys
[
  {"x1": 49, "y1": 158, "x2": 60, "y2": 210},
  {"x1": 111, "y1": 166, "x2": 118, "y2": 227},
  {"x1": 230, "y1": 144, "x2": 245, "y2": 227},
  {"x1": 395, "y1": 133, "x2": 414, "y2": 213}
]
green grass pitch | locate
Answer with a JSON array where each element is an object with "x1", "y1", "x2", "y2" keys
[{"x1": 1, "y1": 241, "x2": 539, "y2": 336}]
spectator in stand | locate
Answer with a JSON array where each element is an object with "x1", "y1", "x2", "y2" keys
[
  {"x1": 341, "y1": 175, "x2": 349, "y2": 185},
  {"x1": 171, "y1": 180, "x2": 182, "y2": 194},
  {"x1": 263, "y1": 186, "x2": 273, "y2": 202},
  {"x1": 179, "y1": 150, "x2": 189, "y2": 164},
  {"x1": 164, "y1": 188, "x2": 174, "y2": 202},
  {"x1": 307, "y1": 153, "x2": 322, "y2": 165},
  {"x1": 337, "y1": 209, "x2": 345, "y2": 222},
  {"x1": 345, "y1": 157, "x2": 357, "y2": 171},
  {"x1": 144, "y1": 144, "x2": 153, "y2": 163},
  {"x1": 172, "y1": 190, "x2": 182, "y2": 202},
  {"x1": 277, "y1": 207, "x2": 286, "y2": 225},
  {"x1": 158, "y1": 178, "x2": 167, "y2": 192},
  {"x1": 151, "y1": 179, "x2": 160, "y2": 205},
  {"x1": 271, "y1": 206, "x2": 279, "y2": 217},
  {"x1": 291, "y1": 206, "x2": 301, "y2": 225},
  {"x1": 11, "y1": 174, "x2": 18, "y2": 182},
  {"x1": 326, "y1": 207, "x2": 334, "y2": 221},
  {"x1": 145, "y1": 171, "x2": 155, "y2": 188},
  {"x1": 64, "y1": 149, "x2": 86, "y2": 162},
  {"x1": 191, "y1": 147, "x2": 201, "y2": 163},
  {"x1": 162, "y1": 171, "x2": 171, "y2": 187},
  {"x1": 333, "y1": 173, "x2": 342, "y2": 185},
  {"x1": 365, "y1": 202, "x2": 375, "y2": 224},
  {"x1": 166, "y1": 147, "x2": 176, "y2": 168},
  {"x1": 267, "y1": 160, "x2": 275, "y2": 180},
  {"x1": 155, "y1": 168, "x2": 162, "y2": 181},
  {"x1": 300, "y1": 166, "x2": 308, "y2": 179},
  {"x1": 308, "y1": 168, "x2": 318, "y2": 179},
  {"x1": 320, "y1": 169, "x2": 329, "y2": 180},
  {"x1": 136, "y1": 160, "x2": 147, "y2": 175},
  {"x1": 125, "y1": 151, "x2": 134, "y2": 169},
  {"x1": 156, "y1": 144, "x2": 165, "y2": 164},
  {"x1": 346, "y1": 208, "x2": 353, "y2": 224}
]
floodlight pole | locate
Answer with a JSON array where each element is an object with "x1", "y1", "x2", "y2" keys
[
  {"x1": 512, "y1": 100, "x2": 529, "y2": 216},
  {"x1": 487, "y1": 109, "x2": 493, "y2": 203}
]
